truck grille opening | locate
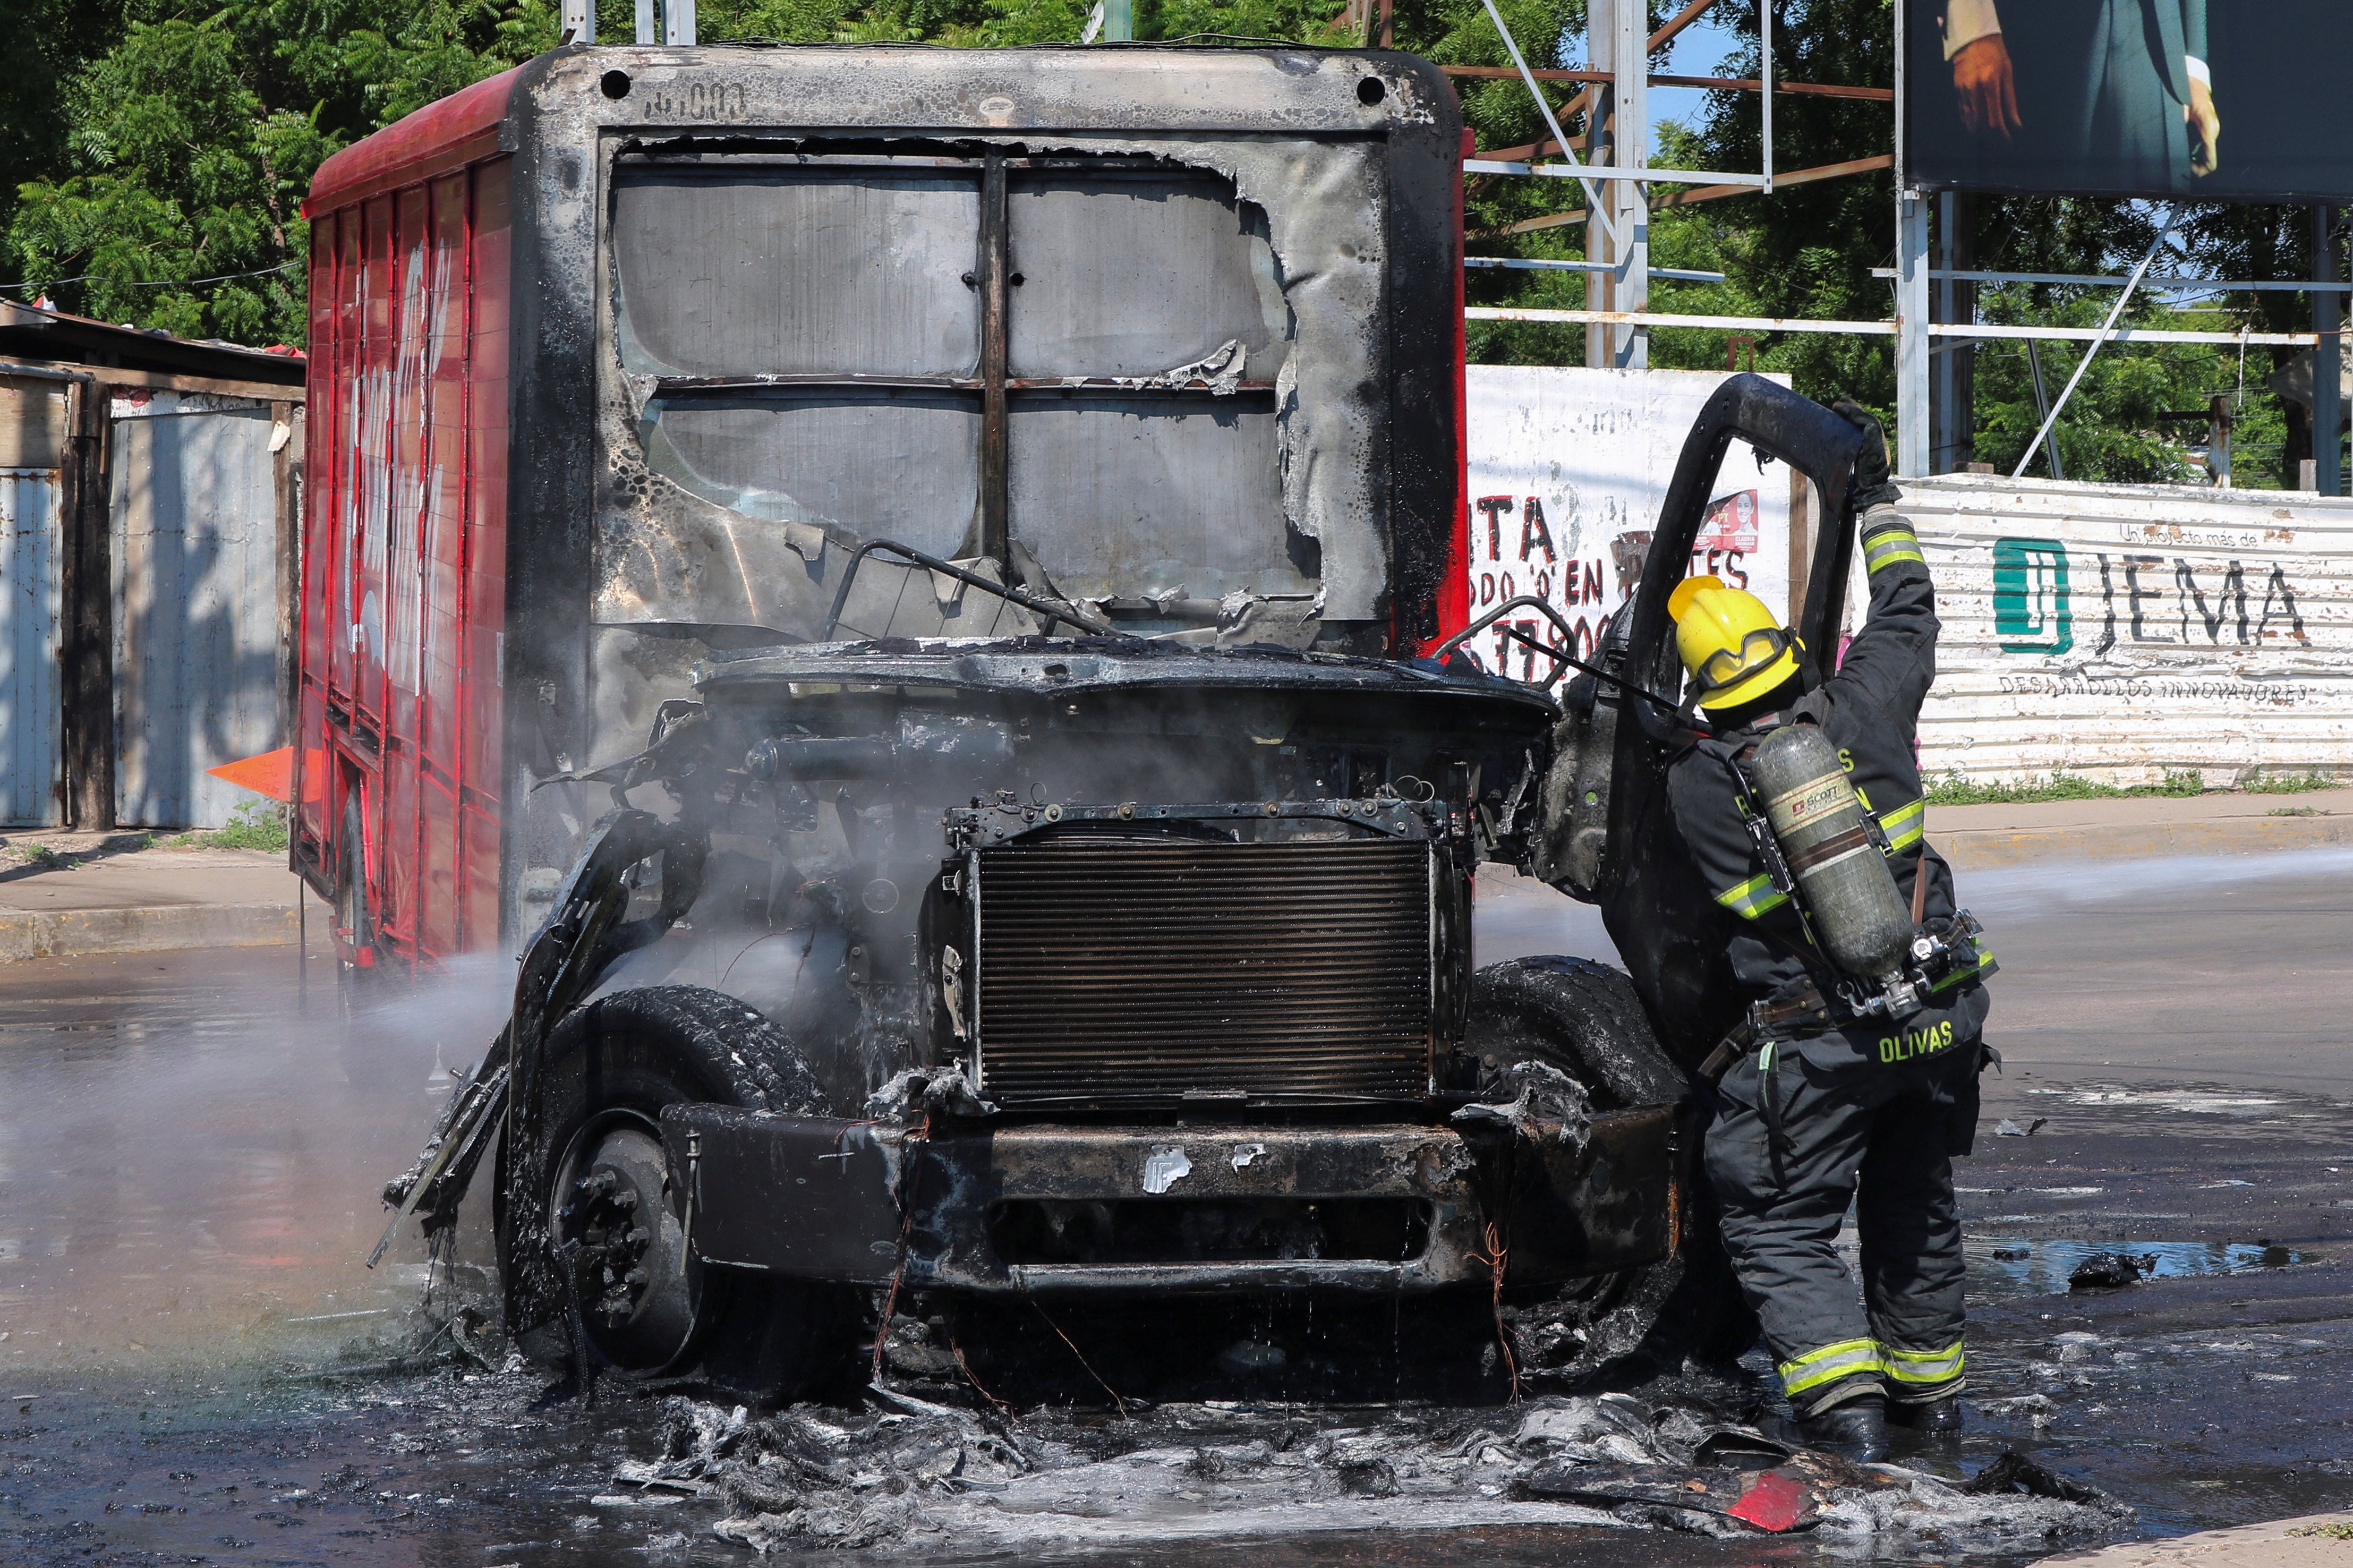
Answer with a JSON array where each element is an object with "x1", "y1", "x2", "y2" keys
[
  {"x1": 972, "y1": 837, "x2": 1434, "y2": 1103},
  {"x1": 989, "y1": 1197, "x2": 1433, "y2": 1266}
]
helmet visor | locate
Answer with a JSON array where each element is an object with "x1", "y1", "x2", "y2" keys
[{"x1": 1693, "y1": 626, "x2": 1795, "y2": 696}]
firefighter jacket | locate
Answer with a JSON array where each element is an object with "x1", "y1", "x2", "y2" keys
[{"x1": 1665, "y1": 506, "x2": 1990, "y2": 1016}]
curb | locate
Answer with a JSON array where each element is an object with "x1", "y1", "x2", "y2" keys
[
  {"x1": 2037, "y1": 1512, "x2": 2353, "y2": 1568},
  {"x1": 1937, "y1": 813, "x2": 2353, "y2": 872},
  {"x1": 0, "y1": 903, "x2": 299, "y2": 964}
]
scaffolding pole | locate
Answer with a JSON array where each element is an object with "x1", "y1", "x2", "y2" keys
[
  {"x1": 1895, "y1": 191, "x2": 1930, "y2": 476},
  {"x1": 2009, "y1": 210, "x2": 2178, "y2": 480},
  {"x1": 1588, "y1": 0, "x2": 1648, "y2": 368}
]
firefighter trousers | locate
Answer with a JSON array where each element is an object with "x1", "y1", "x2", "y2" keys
[{"x1": 1703, "y1": 986, "x2": 1991, "y2": 1417}]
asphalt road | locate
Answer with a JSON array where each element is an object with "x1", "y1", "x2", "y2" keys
[
  {"x1": 1481, "y1": 849, "x2": 2353, "y2": 1254},
  {"x1": 3, "y1": 849, "x2": 2350, "y2": 1565}
]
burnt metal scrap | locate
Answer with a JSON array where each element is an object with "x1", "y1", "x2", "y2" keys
[
  {"x1": 663, "y1": 1101, "x2": 1676, "y2": 1295},
  {"x1": 379, "y1": 362, "x2": 1896, "y2": 1408},
  {"x1": 2070, "y1": 1251, "x2": 2158, "y2": 1290},
  {"x1": 592, "y1": 1391, "x2": 2130, "y2": 1554},
  {"x1": 337, "y1": 27, "x2": 1905, "y2": 1412}
]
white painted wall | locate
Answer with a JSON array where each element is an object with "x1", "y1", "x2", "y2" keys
[
  {"x1": 1465, "y1": 372, "x2": 2353, "y2": 787},
  {"x1": 1465, "y1": 365, "x2": 1798, "y2": 683}
]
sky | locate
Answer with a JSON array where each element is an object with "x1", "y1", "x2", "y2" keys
[
  {"x1": 1542, "y1": 10, "x2": 1768, "y2": 163},
  {"x1": 1652, "y1": 12, "x2": 1746, "y2": 143}
]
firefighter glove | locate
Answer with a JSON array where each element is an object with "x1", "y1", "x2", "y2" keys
[{"x1": 1829, "y1": 395, "x2": 1903, "y2": 513}]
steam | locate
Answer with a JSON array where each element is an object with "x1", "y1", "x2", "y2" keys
[
  {"x1": 1961, "y1": 846, "x2": 2353, "y2": 919},
  {"x1": 0, "y1": 948, "x2": 514, "y2": 1375}
]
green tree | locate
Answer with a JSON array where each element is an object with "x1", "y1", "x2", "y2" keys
[
  {"x1": 0, "y1": 0, "x2": 128, "y2": 255},
  {"x1": 6, "y1": 0, "x2": 557, "y2": 343}
]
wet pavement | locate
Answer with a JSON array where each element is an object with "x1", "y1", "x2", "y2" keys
[{"x1": 4, "y1": 852, "x2": 2352, "y2": 1565}]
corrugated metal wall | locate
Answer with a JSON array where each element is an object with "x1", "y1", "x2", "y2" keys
[
  {"x1": 0, "y1": 465, "x2": 63, "y2": 825},
  {"x1": 109, "y1": 390, "x2": 283, "y2": 828},
  {"x1": 0, "y1": 371, "x2": 66, "y2": 825},
  {"x1": 1902, "y1": 475, "x2": 2353, "y2": 786}
]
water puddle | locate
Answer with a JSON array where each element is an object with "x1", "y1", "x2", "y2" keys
[
  {"x1": 2030, "y1": 1087, "x2": 2290, "y2": 1118},
  {"x1": 1965, "y1": 1237, "x2": 2304, "y2": 1297}
]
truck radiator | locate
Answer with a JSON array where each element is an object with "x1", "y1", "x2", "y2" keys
[{"x1": 970, "y1": 837, "x2": 1435, "y2": 1104}]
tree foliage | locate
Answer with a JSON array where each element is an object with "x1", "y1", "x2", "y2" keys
[
  {"x1": 3, "y1": 0, "x2": 559, "y2": 342},
  {"x1": 5, "y1": 0, "x2": 2330, "y2": 487}
]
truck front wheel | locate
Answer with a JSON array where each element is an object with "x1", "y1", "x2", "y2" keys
[
  {"x1": 1467, "y1": 956, "x2": 1757, "y2": 1386},
  {"x1": 502, "y1": 985, "x2": 858, "y2": 1402}
]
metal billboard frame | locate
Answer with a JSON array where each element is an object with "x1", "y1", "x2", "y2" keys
[{"x1": 1461, "y1": 0, "x2": 2348, "y2": 493}]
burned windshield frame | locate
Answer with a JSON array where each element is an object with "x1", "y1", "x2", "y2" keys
[{"x1": 607, "y1": 142, "x2": 1294, "y2": 605}]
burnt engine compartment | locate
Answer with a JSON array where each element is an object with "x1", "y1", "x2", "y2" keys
[
  {"x1": 594, "y1": 636, "x2": 1560, "y2": 1117},
  {"x1": 446, "y1": 633, "x2": 1692, "y2": 1355}
]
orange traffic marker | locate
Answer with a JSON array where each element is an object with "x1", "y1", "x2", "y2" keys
[{"x1": 206, "y1": 747, "x2": 325, "y2": 803}]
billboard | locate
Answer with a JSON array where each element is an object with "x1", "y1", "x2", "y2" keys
[
  {"x1": 1905, "y1": 0, "x2": 2353, "y2": 202},
  {"x1": 1464, "y1": 367, "x2": 1796, "y2": 684}
]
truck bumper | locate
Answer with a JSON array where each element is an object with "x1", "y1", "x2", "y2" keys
[{"x1": 660, "y1": 1104, "x2": 1685, "y2": 1295}]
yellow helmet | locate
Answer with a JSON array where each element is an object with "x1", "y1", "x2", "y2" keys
[{"x1": 1668, "y1": 575, "x2": 1801, "y2": 711}]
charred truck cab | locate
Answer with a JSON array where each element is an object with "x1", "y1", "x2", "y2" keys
[{"x1": 336, "y1": 43, "x2": 1869, "y2": 1396}]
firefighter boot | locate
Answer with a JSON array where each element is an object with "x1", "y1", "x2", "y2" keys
[
  {"x1": 1888, "y1": 1395, "x2": 1963, "y2": 1436},
  {"x1": 1795, "y1": 1394, "x2": 1890, "y2": 1461}
]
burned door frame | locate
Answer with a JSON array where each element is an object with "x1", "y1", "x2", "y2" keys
[{"x1": 1588, "y1": 375, "x2": 1868, "y2": 1069}]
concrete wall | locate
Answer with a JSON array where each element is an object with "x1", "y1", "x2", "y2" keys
[
  {"x1": 1469, "y1": 375, "x2": 2352, "y2": 786},
  {"x1": 1900, "y1": 475, "x2": 2353, "y2": 787}
]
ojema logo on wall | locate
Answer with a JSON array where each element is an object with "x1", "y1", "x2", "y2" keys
[
  {"x1": 1987, "y1": 534, "x2": 2307, "y2": 658},
  {"x1": 1992, "y1": 538, "x2": 2071, "y2": 655}
]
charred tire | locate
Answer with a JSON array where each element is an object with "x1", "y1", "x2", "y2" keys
[
  {"x1": 1467, "y1": 956, "x2": 1757, "y2": 1384},
  {"x1": 499, "y1": 985, "x2": 856, "y2": 1402},
  {"x1": 1471, "y1": 955, "x2": 1685, "y2": 1111}
]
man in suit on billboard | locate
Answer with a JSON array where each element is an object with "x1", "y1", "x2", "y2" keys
[{"x1": 1938, "y1": 0, "x2": 2220, "y2": 192}]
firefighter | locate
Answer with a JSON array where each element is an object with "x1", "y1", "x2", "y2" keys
[{"x1": 1663, "y1": 403, "x2": 1993, "y2": 1461}]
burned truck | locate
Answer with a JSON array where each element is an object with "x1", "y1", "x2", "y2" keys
[{"x1": 319, "y1": 42, "x2": 1873, "y2": 1397}]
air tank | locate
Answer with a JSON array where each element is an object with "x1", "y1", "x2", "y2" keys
[{"x1": 1750, "y1": 722, "x2": 1913, "y2": 987}]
